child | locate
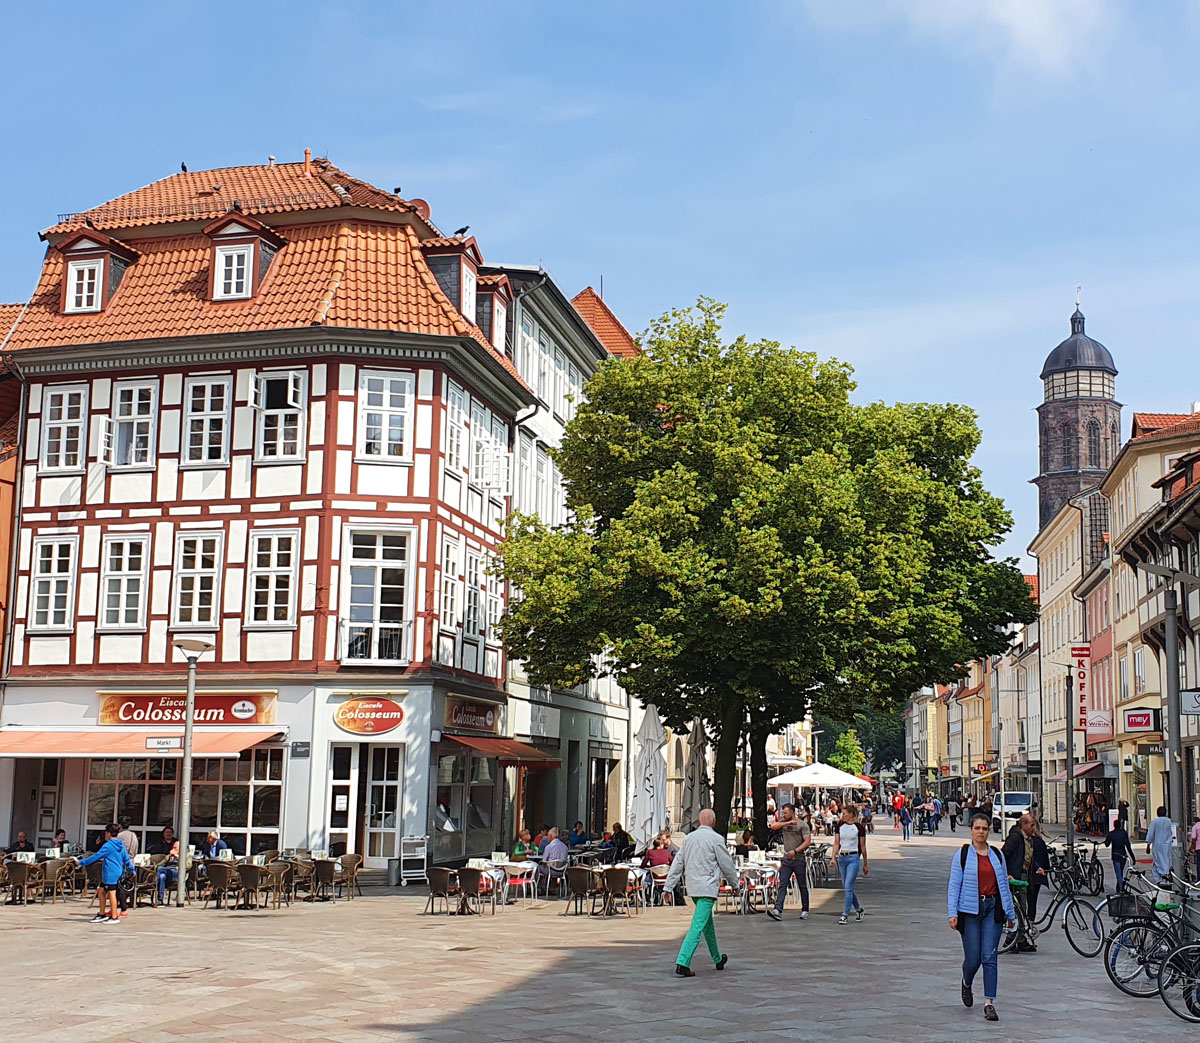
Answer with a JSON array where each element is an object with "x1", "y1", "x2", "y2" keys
[{"x1": 73, "y1": 822, "x2": 135, "y2": 924}]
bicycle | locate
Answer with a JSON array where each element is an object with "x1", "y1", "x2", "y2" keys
[
  {"x1": 1104, "y1": 872, "x2": 1199, "y2": 999},
  {"x1": 999, "y1": 873, "x2": 1103, "y2": 957},
  {"x1": 1156, "y1": 873, "x2": 1200, "y2": 1023}
]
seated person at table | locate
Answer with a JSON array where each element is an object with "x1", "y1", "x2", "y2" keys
[
  {"x1": 7, "y1": 830, "x2": 34, "y2": 853},
  {"x1": 568, "y1": 821, "x2": 590, "y2": 848},
  {"x1": 608, "y1": 823, "x2": 634, "y2": 861},
  {"x1": 642, "y1": 837, "x2": 673, "y2": 868},
  {"x1": 513, "y1": 829, "x2": 537, "y2": 859},
  {"x1": 73, "y1": 822, "x2": 135, "y2": 924},
  {"x1": 201, "y1": 830, "x2": 229, "y2": 859},
  {"x1": 537, "y1": 828, "x2": 569, "y2": 889},
  {"x1": 734, "y1": 830, "x2": 757, "y2": 857},
  {"x1": 156, "y1": 833, "x2": 181, "y2": 904},
  {"x1": 148, "y1": 827, "x2": 177, "y2": 856},
  {"x1": 656, "y1": 829, "x2": 679, "y2": 857}
]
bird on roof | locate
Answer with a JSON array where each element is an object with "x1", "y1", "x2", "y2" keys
[
  {"x1": 181, "y1": 162, "x2": 188, "y2": 173},
  {"x1": 84, "y1": 217, "x2": 96, "y2": 229},
  {"x1": 453, "y1": 225, "x2": 469, "y2": 237},
  {"x1": 212, "y1": 184, "x2": 223, "y2": 193},
  {"x1": 393, "y1": 187, "x2": 402, "y2": 195},
  {"x1": 231, "y1": 200, "x2": 243, "y2": 213}
]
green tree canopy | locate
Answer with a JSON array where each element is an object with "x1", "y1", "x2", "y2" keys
[
  {"x1": 497, "y1": 300, "x2": 1036, "y2": 830},
  {"x1": 827, "y1": 729, "x2": 867, "y2": 776}
]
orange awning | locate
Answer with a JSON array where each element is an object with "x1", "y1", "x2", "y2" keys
[
  {"x1": 0, "y1": 728, "x2": 281, "y2": 758},
  {"x1": 1047, "y1": 761, "x2": 1103, "y2": 782},
  {"x1": 449, "y1": 734, "x2": 560, "y2": 766}
]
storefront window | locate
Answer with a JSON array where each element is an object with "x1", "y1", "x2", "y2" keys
[
  {"x1": 434, "y1": 749, "x2": 467, "y2": 862},
  {"x1": 466, "y1": 756, "x2": 497, "y2": 856}
]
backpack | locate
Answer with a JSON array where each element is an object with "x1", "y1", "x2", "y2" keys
[{"x1": 958, "y1": 843, "x2": 1004, "y2": 870}]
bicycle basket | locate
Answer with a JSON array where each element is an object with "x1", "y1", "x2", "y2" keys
[{"x1": 1107, "y1": 893, "x2": 1156, "y2": 919}]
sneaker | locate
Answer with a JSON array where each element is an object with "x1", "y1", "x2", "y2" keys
[
  {"x1": 118, "y1": 911, "x2": 128, "y2": 918},
  {"x1": 838, "y1": 915, "x2": 849, "y2": 925},
  {"x1": 961, "y1": 981, "x2": 974, "y2": 1008},
  {"x1": 766, "y1": 908, "x2": 782, "y2": 921},
  {"x1": 800, "y1": 910, "x2": 809, "y2": 920},
  {"x1": 983, "y1": 1003, "x2": 998, "y2": 1022},
  {"x1": 102, "y1": 917, "x2": 120, "y2": 925},
  {"x1": 90, "y1": 913, "x2": 107, "y2": 923},
  {"x1": 855, "y1": 907, "x2": 865, "y2": 922}
]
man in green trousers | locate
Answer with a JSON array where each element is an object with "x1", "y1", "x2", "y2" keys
[{"x1": 663, "y1": 808, "x2": 741, "y2": 976}]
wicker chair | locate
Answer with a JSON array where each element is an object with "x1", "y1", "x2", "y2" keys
[
  {"x1": 311, "y1": 859, "x2": 337, "y2": 901},
  {"x1": 234, "y1": 863, "x2": 267, "y2": 910},
  {"x1": 562, "y1": 866, "x2": 604, "y2": 916},
  {"x1": 423, "y1": 867, "x2": 458, "y2": 914},
  {"x1": 6, "y1": 861, "x2": 46, "y2": 905},
  {"x1": 456, "y1": 868, "x2": 497, "y2": 915},
  {"x1": 601, "y1": 867, "x2": 634, "y2": 917},
  {"x1": 334, "y1": 853, "x2": 363, "y2": 900},
  {"x1": 201, "y1": 860, "x2": 240, "y2": 909},
  {"x1": 291, "y1": 859, "x2": 314, "y2": 901},
  {"x1": 41, "y1": 859, "x2": 75, "y2": 903},
  {"x1": 264, "y1": 861, "x2": 294, "y2": 907}
]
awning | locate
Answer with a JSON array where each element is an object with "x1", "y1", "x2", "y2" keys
[
  {"x1": 449, "y1": 735, "x2": 561, "y2": 766},
  {"x1": 0, "y1": 728, "x2": 281, "y2": 758},
  {"x1": 856, "y1": 773, "x2": 878, "y2": 786},
  {"x1": 974, "y1": 770, "x2": 999, "y2": 781},
  {"x1": 1047, "y1": 761, "x2": 1103, "y2": 782}
]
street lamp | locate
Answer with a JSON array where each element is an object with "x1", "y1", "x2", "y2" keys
[{"x1": 172, "y1": 637, "x2": 215, "y2": 908}]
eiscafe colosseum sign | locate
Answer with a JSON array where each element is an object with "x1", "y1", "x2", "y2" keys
[
  {"x1": 445, "y1": 696, "x2": 499, "y2": 734},
  {"x1": 99, "y1": 691, "x2": 277, "y2": 726}
]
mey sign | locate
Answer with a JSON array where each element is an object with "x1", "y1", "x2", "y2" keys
[
  {"x1": 1124, "y1": 709, "x2": 1155, "y2": 732},
  {"x1": 334, "y1": 697, "x2": 404, "y2": 735}
]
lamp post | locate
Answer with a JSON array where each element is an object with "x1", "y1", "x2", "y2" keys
[{"x1": 172, "y1": 637, "x2": 215, "y2": 908}]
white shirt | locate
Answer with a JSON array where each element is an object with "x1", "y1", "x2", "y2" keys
[{"x1": 838, "y1": 822, "x2": 860, "y2": 854}]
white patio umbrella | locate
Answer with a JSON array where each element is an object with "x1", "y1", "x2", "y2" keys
[
  {"x1": 679, "y1": 717, "x2": 710, "y2": 833},
  {"x1": 629, "y1": 703, "x2": 668, "y2": 849},
  {"x1": 767, "y1": 762, "x2": 872, "y2": 790}
]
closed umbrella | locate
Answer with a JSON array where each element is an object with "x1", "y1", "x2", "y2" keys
[
  {"x1": 679, "y1": 717, "x2": 710, "y2": 833},
  {"x1": 629, "y1": 704, "x2": 668, "y2": 849}
]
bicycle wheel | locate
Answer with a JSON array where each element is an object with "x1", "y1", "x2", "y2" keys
[
  {"x1": 1063, "y1": 897, "x2": 1106, "y2": 958},
  {"x1": 1104, "y1": 920, "x2": 1174, "y2": 998},
  {"x1": 1158, "y1": 943, "x2": 1200, "y2": 1023},
  {"x1": 1086, "y1": 860, "x2": 1104, "y2": 896}
]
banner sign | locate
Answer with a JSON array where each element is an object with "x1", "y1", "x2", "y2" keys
[
  {"x1": 1070, "y1": 644, "x2": 1091, "y2": 733},
  {"x1": 99, "y1": 692, "x2": 276, "y2": 726},
  {"x1": 445, "y1": 697, "x2": 499, "y2": 733}
]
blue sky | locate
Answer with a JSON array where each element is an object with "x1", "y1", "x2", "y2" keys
[{"x1": 3, "y1": 1, "x2": 1199, "y2": 562}]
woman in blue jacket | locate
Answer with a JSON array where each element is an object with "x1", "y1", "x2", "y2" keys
[
  {"x1": 74, "y1": 822, "x2": 135, "y2": 924},
  {"x1": 948, "y1": 813, "x2": 1016, "y2": 1024}
]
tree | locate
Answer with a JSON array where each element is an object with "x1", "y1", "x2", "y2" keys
[
  {"x1": 497, "y1": 300, "x2": 1036, "y2": 837},
  {"x1": 827, "y1": 729, "x2": 867, "y2": 776}
]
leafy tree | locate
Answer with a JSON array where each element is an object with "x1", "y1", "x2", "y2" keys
[
  {"x1": 827, "y1": 729, "x2": 866, "y2": 776},
  {"x1": 497, "y1": 300, "x2": 1036, "y2": 837}
]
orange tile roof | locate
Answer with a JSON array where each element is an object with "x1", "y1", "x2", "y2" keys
[
  {"x1": 6, "y1": 219, "x2": 526, "y2": 389},
  {"x1": 0, "y1": 304, "x2": 23, "y2": 345},
  {"x1": 45, "y1": 161, "x2": 415, "y2": 236},
  {"x1": 1132, "y1": 412, "x2": 1192, "y2": 438},
  {"x1": 1024, "y1": 574, "x2": 1039, "y2": 603},
  {"x1": 1132, "y1": 414, "x2": 1200, "y2": 445},
  {"x1": 571, "y1": 286, "x2": 638, "y2": 358}
]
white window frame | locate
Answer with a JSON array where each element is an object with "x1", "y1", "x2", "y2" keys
[
  {"x1": 554, "y1": 347, "x2": 567, "y2": 418},
  {"x1": 537, "y1": 333, "x2": 551, "y2": 402},
  {"x1": 487, "y1": 416, "x2": 511, "y2": 499},
  {"x1": 355, "y1": 370, "x2": 415, "y2": 463},
  {"x1": 97, "y1": 533, "x2": 150, "y2": 632},
  {"x1": 464, "y1": 551, "x2": 483, "y2": 637},
  {"x1": 470, "y1": 403, "x2": 491, "y2": 487},
  {"x1": 492, "y1": 299, "x2": 507, "y2": 353},
  {"x1": 28, "y1": 535, "x2": 79, "y2": 633},
  {"x1": 340, "y1": 528, "x2": 414, "y2": 664},
  {"x1": 461, "y1": 263, "x2": 477, "y2": 323},
  {"x1": 518, "y1": 317, "x2": 536, "y2": 384},
  {"x1": 446, "y1": 382, "x2": 468, "y2": 473},
  {"x1": 535, "y1": 445, "x2": 549, "y2": 520},
  {"x1": 171, "y1": 532, "x2": 224, "y2": 629},
  {"x1": 214, "y1": 244, "x2": 253, "y2": 300},
  {"x1": 252, "y1": 370, "x2": 307, "y2": 462},
  {"x1": 245, "y1": 529, "x2": 300, "y2": 629},
  {"x1": 65, "y1": 258, "x2": 103, "y2": 313},
  {"x1": 102, "y1": 380, "x2": 158, "y2": 469},
  {"x1": 182, "y1": 375, "x2": 233, "y2": 466},
  {"x1": 486, "y1": 559, "x2": 503, "y2": 643},
  {"x1": 40, "y1": 384, "x2": 89, "y2": 473},
  {"x1": 517, "y1": 433, "x2": 534, "y2": 513},
  {"x1": 440, "y1": 538, "x2": 461, "y2": 629}
]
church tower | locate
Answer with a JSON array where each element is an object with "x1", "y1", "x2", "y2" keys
[{"x1": 1033, "y1": 306, "x2": 1121, "y2": 529}]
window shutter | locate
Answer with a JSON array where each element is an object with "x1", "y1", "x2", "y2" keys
[
  {"x1": 287, "y1": 372, "x2": 304, "y2": 409},
  {"x1": 252, "y1": 374, "x2": 266, "y2": 411},
  {"x1": 99, "y1": 417, "x2": 116, "y2": 466}
]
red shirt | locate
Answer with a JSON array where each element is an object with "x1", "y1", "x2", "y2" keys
[{"x1": 977, "y1": 852, "x2": 998, "y2": 897}]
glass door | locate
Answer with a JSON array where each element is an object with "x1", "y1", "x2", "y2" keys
[
  {"x1": 364, "y1": 744, "x2": 404, "y2": 868},
  {"x1": 327, "y1": 744, "x2": 360, "y2": 857}
]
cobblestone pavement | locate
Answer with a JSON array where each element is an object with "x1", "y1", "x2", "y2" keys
[{"x1": 1, "y1": 830, "x2": 1193, "y2": 1042}]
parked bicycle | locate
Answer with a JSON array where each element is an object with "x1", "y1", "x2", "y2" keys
[{"x1": 1000, "y1": 871, "x2": 1104, "y2": 957}]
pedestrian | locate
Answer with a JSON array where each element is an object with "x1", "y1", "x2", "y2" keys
[
  {"x1": 766, "y1": 803, "x2": 811, "y2": 922},
  {"x1": 899, "y1": 801, "x2": 913, "y2": 842},
  {"x1": 831, "y1": 804, "x2": 868, "y2": 925},
  {"x1": 72, "y1": 823, "x2": 135, "y2": 925},
  {"x1": 1190, "y1": 815, "x2": 1200, "y2": 881},
  {"x1": 1104, "y1": 817, "x2": 1136, "y2": 890},
  {"x1": 948, "y1": 813, "x2": 1017, "y2": 1023},
  {"x1": 931, "y1": 796, "x2": 942, "y2": 833},
  {"x1": 892, "y1": 791, "x2": 904, "y2": 829},
  {"x1": 1145, "y1": 806, "x2": 1175, "y2": 883},
  {"x1": 1001, "y1": 814, "x2": 1049, "y2": 951},
  {"x1": 114, "y1": 817, "x2": 138, "y2": 918},
  {"x1": 947, "y1": 796, "x2": 960, "y2": 832},
  {"x1": 663, "y1": 808, "x2": 739, "y2": 977}
]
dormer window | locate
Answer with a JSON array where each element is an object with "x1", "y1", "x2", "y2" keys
[
  {"x1": 66, "y1": 259, "x2": 102, "y2": 313},
  {"x1": 461, "y1": 263, "x2": 477, "y2": 323},
  {"x1": 215, "y1": 245, "x2": 252, "y2": 299},
  {"x1": 203, "y1": 214, "x2": 286, "y2": 303},
  {"x1": 492, "y1": 298, "x2": 507, "y2": 352}
]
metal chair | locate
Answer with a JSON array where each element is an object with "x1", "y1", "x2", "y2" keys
[
  {"x1": 539, "y1": 858, "x2": 569, "y2": 898},
  {"x1": 504, "y1": 862, "x2": 538, "y2": 906},
  {"x1": 424, "y1": 867, "x2": 458, "y2": 915},
  {"x1": 646, "y1": 863, "x2": 674, "y2": 906}
]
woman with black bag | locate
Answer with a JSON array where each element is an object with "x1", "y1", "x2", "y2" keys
[{"x1": 947, "y1": 813, "x2": 1016, "y2": 1023}]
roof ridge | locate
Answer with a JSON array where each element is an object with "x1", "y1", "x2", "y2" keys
[{"x1": 311, "y1": 221, "x2": 351, "y2": 326}]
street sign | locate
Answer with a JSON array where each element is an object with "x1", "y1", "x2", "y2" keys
[
  {"x1": 1182, "y1": 690, "x2": 1200, "y2": 715},
  {"x1": 145, "y1": 735, "x2": 183, "y2": 751}
]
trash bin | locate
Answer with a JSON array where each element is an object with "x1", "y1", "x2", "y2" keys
[{"x1": 387, "y1": 858, "x2": 401, "y2": 887}]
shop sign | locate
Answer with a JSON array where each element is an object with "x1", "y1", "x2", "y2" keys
[
  {"x1": 99, "y1": 692, "x2": 276, "y2": 726},
  {"x1": 1070, "y1": 644, "x2": 1090, "y2": 733},
  {"x1": 1181, "y1": 690, "x2": 1200, "y2": 715},
  {"x1": 145, "y1": 736, "x2": 183, "y2": 751},
  {"x1": 290, "y1": 742, "x2": 311, "y2": 759},
  {"x1": 334, "y1": 697, "x2": 405, "y2": 735},
  {"x1": 446, "y1": 697, "x2": 499, "y2": 733},
  {"x1": 1137, "y1": 742, "x2": 1165, "y2": 756},
  {"x1": 1123, "y1": 708, "x2": 1158, "y2": 732},
  {"x1": 940, "y1": 765, "x2": 950, "y2": 774},
  {"x1": 1086, "y1": 708, "x2": 1113, "y2": 735}
]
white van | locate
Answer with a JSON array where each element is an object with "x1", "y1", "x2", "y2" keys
[{"x1": 997, "y1": 791, "x2": 1037, "y2": 832}]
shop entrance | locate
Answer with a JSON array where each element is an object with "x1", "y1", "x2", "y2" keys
[
  {"x1": 327, "y1": 742, "x2": 405, "y2": 868},
  {"x1": 364, "y1": 745, "x2": 403, "y2": 867}
]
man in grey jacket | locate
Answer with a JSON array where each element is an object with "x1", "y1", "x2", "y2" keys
[{"x1": 663, "y1": 808, "x2": 740, "y2": 976}]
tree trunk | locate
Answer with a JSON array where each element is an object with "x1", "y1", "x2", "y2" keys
[
  {"x1": 750, "y1": 715, "x2": 772, "y2": 850},
  {"x1": 711, "y1": 694, "x2": 744, "y2": 835}
]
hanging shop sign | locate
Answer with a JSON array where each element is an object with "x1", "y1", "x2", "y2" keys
[
  {"x1": 445, "y1": 696, "x2": 499, "y2": 734},
  {"x1": 1070, "y1": 644, "x2": 1090, "y2": 733},
  {"x1": 99, "y1": 691, "x2": 276, "y2": 726},
  {"x1": 1123, "y1": 708, "x2": 1160, "y2": 732},
  {"x1": 334, "y1": 697, "x2": 405, "y2": 736}
]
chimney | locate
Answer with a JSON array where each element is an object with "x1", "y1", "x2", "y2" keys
[
  {"x1": 1191, "y1": 401, "x2": 1200, "y2": 414},
  {"x1": 304, "y1": 148, "x2": 312, "y2": 177},
  {"x1": 268, "y1": 155, "x2": 276, "y2": 167}
]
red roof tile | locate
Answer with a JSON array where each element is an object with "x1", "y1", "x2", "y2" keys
[
  {"x1": 1023, "y1": 574, "x2": 1039, "y2": 603},
  {"x1": 571, "y1": 286, "x2": 638, "y2": 358},
  {"x1": 45, "y1": 160, "x2": 417, "y2": 236},
  {"x1": 1132, "y1": 412, "x2": 1192, "y2": 439},
  {"x1": 0, "y1": 304, "x2": 24, "y2": 345},
  {"x1": 1132, "y1": 415, "x2": 1200, "y2": 445}
]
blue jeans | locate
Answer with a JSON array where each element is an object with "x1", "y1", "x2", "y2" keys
[
  {"x1": 838, "y1": 853, "x2": 861, "y2": 916},
  {"x1": 157, "y1": 866, "x2": 177, "y2": 901},
  {"x1": 773, "y1": 858, "x2": 809, "y2": 913},
  {"x1": 960, "y1": 896, "x2": 1003, "y2": 1000},
  {"x1": 1114, "y1": 857, "x2": 1127, "y2": 890},
  {"x1": 931, "y1": 814, "x2": 940, "y2": 832},
  {"x1": 902, "y1": 821, "x2": 911, "y2": 840}
]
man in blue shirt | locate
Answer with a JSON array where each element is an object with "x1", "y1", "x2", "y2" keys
[
  {"x1": 568, "y1": 822, "x2": 590, "y2": 848},
  {"x1": 74, "y1": 823, "x2": 135, "y2": 924},
  {"x1": 202, "y1": 831, "x2": 229, "y2": 859}
]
